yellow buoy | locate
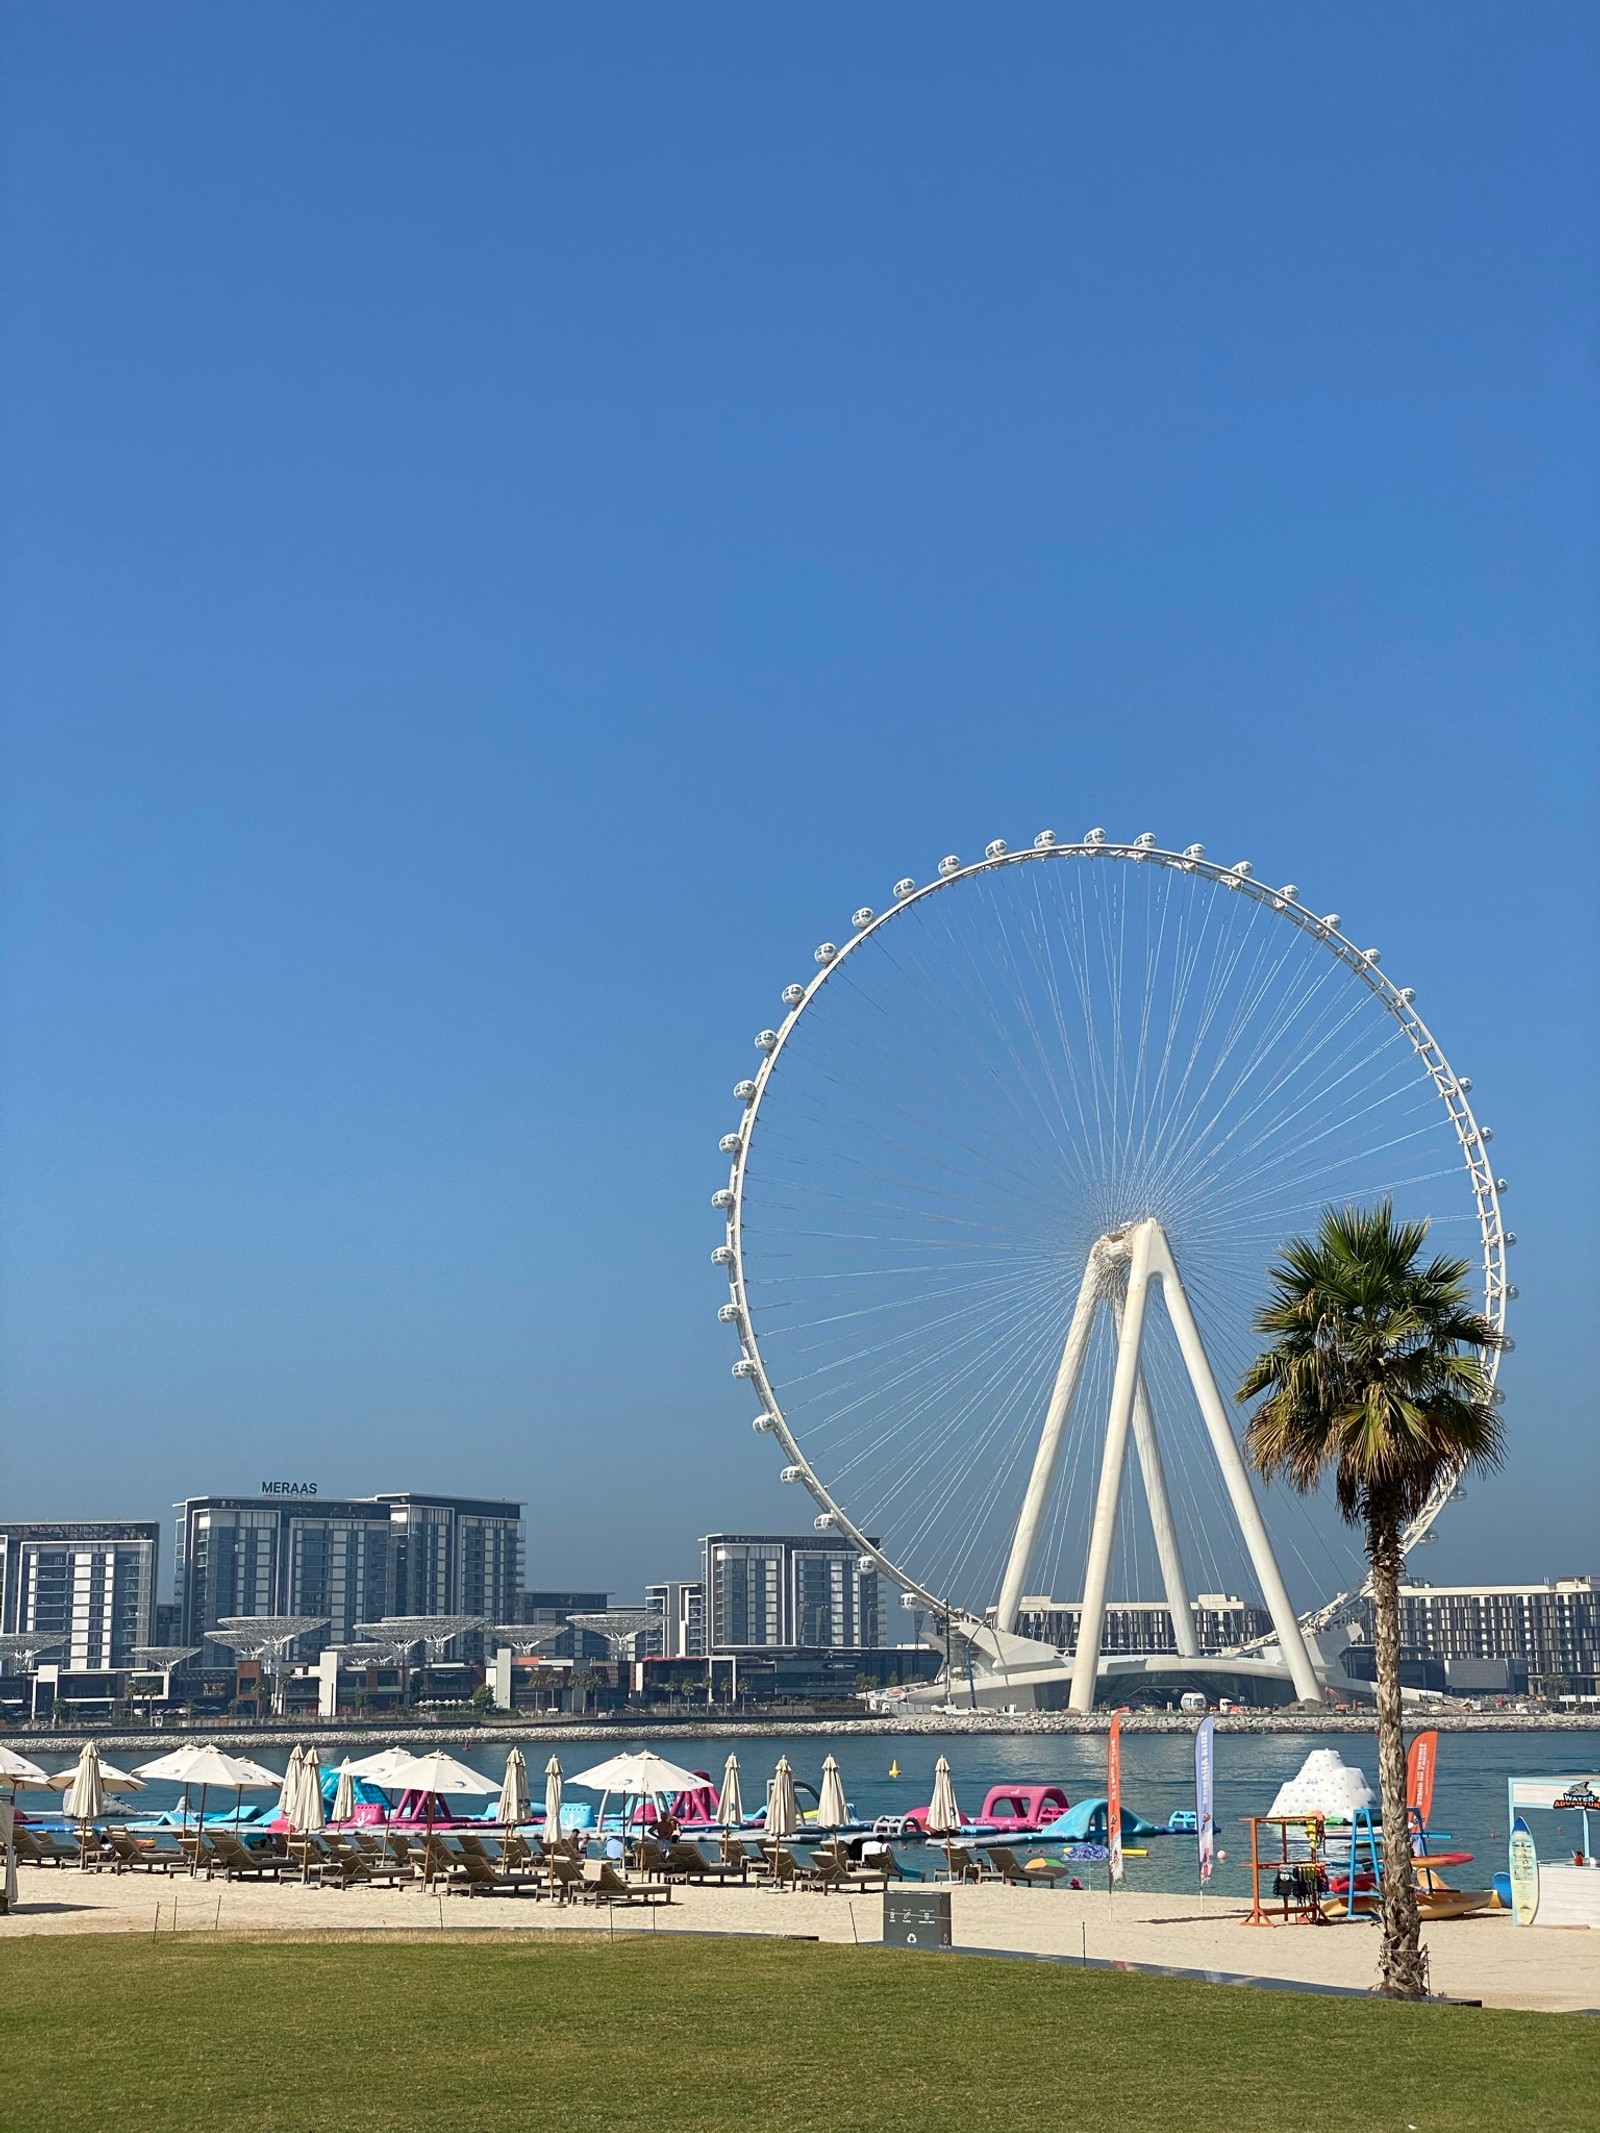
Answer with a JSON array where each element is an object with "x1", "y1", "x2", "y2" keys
[{"x1": 888, "y1": 1760, "x2": 900, "y2": 1779}]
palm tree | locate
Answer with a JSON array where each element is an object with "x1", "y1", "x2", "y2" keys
[{"x1": 1238, "y1": 1200, "x2": 1505, "y2": 1998}]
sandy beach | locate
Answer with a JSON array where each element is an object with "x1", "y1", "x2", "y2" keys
[{"x1": 5, "y1": 1867, "x2": 1595, "y2": 2015}]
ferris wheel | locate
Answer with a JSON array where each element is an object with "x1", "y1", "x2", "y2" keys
[{"x1": 711, "y1": 830, "x2": 1510, "y2": 1707}]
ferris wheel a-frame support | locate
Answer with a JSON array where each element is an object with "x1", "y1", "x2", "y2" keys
[{"x1": 993, "y1": 1217, "x2": 1323, "y2": 1711}]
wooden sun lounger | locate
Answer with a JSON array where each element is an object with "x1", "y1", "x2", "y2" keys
[
  {"x1": 582, "y1": 1861, "x2": 672, "y2": 1907},
  {"x1": 664, "y1": 1841, "x2": 747, "y2": 1884},
  {"x1": 104, "y1": 1828, "x2": 186, "y2": 1875},
  {"x1": 15, "y1": 1827, "x2": 77, "y2": 1868},
  {"x1": 984, "y1": 1846, "x2": 1071, "y2": 1886},
  {"x1": 446, "y1": 1852, "x2": 545, "y2": 1898},
  {"x1": 208, "y1": 1831, "x2": 291, "y2": 1881},
  {"x1": 935, "y1": 1845, "x2": 995, "y2": 1884}
]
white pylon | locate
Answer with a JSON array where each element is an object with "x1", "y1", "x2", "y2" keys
[{"x1": 993, "y1": 1217, "x2": 1321, "y2": 1710}]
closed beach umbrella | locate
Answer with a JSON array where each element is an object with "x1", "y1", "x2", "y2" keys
[
  {"x1": 331, "y1": 1761, "x2": 356, "y2": 1824},
  {"x1": 64, "y1": 1744, "x2": 106, "y2": 1866},
  {"x1": 497, "y1": 1748, "x2": 530, "y2": 1829},
  {"x1": 817, "y1": 1755, "x2": 847, "y2": 1831},
  {"x1": 543, "y1": 1756, "x2": 563, "y2": 1844},
  {"x1": 277, "y1": 1745, "x2": 304, "y2": 1823},
  {"x1": 767, "y1": 1755, "x2": 799, "y2": 1840},
  {"x1": 716, "y1": 1754, "x2": 742, "y2": 1829},
  {"x1": 297, "y1": 1748, "x2": 325, "y2": 1833},
  {"x1": 928, "y1": 1756, "x2": 962, "y2": 1836}
]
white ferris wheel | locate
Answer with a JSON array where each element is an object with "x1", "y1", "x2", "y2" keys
[{"x1": 711, "y1": 829, "x2": 1511, "y2": 1709}]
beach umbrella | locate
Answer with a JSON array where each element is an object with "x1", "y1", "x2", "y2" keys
[
  {"x1": 568, "y1": 1749, "x2": 704, "y2": 1842},
  {"x1": 277, "y1": 1745, "x2": 304, "y2": 1823},
  {"x1": 331, "y1": 1760, "x2": 355, "y2": 1824},
  {"x1": 496, "y1": 1748, "x2": 530, "y2": 1830},
  {"x1": 543, "y1": 1756, "x2": 564, "y2": 1845},
  {"x1": 63, "y1": 1744, "x2": 106, "y2": 1867},
  {"x1": 44, "y1": 1760, "x2": 145, "y2": 1793},
  {"x1": 386, "y1": 1749, "x2": 500, "y2": 1854},
  {"x1": 927, "y1": 1756, "x2": 962, "y2": 1836},
  {"x1": 767, "y1": 1755, "x2": 799, "y2": 1840},
  {"x1": 817, "y1": 1755, "x2": 847, "y2": 1831},
  {"x1": 0, "y1": 1747, "x2": 49, "y2": 1915},
  {"x1": 344, "y1": 1744, "x2": 417, "y2": 1784},
  {"x1": 297, "y1": 1748, "x2": 325, "y2": 1833},
  {"x1": 133, "y1": 1743, "x2": 278, "y2": 1847},
  {"x1": 716, "y1": 1754, "x2": 742, "y2": 1829}
]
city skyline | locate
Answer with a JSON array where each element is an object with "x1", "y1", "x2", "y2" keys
[{"x1": 2, "y1": 6, "x2": 1595, "y2": 1587}]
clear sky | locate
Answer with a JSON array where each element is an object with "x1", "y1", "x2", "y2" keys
[{"x1": 1, "y1": 5, "x2": 1595, "y2": 1600}]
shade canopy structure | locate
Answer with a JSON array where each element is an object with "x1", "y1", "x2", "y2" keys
[
  {"x1": 566, "y1": 1611, "x2": 657, "y2": 1662},
  {"x1": 542, "y1": 1756, "x2": 564, "y2": 1841},
  {"x1": 716, "y1": 1756, "x2": 743, "y2": 1829},
  {"x1": 927, "y1": 1757, "x2": 962, "y2": 1836},
  {"x1": 355, "y1": 1616, "x2": 485, "y2": 1662},
  {"x1": 496, "y1": 1749, "x2": 530, "y2": 1827},
  {"x1": 767, "y1": 1756, "x2": 799, "y2": 1840},
  {"x1": 817, "y1": 1756, "x2": 848, "y2": 1830},
  {"x1": 127, "y1": 1646, "x2": 200, "y2": 1672},
  {"x1": 490, "y1": 1624, "x2": 571, "y2": 1658}
]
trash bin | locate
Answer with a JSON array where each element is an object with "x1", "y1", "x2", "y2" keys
[{"x1": 883, "y1": 1888, "x2": 953, "y2": 1949}]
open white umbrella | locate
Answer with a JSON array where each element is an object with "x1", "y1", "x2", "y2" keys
[
  {"x1": 568, "y1": 1749, "x2": 704, "y2": 1842},
  {"x1": 298, "y1": 1747, "x2": 325, "y2": 1834},
  {"x1": 277, "y1": 1745, "x2": 305, "y2": 1823},
  {"x1": 134, "y1": 1743, "x2": 278, "y2": 1847},
  {"x1": 543, "y1": 1755, "x2": 564, "y2": 1844},
  {"x1": 816, "y1": 1755, "x2": 848, "y2": 1831},
  {"x1": 767, "y1": 1755, "x2": 799, "y2": 1840},
  {"x1": 0, "y1": 1748, "x2": 49, "y2": 1913},
  {"x1": 386, "y1": 1749, "x2": 500, "y2": 1852},
  {"x1": 716, "y1": 1754, "x2": 742, "y2": 1829},
  {"x1": 927, "y1": 1755, "x2": 962, "y2": 1836},
  {"x1": 344, "y1": 1744, "x2": 414, "y2": 1783},
  {"x1": 496, "y1": 1748, "x2": 530, "y2": 1829},
  {"x1": 331, "y1": 1760, "x2": 355, "y2": 1824},
  {"x1": 44, "y1": 1760, "x2": 145, "y2": 1794}
]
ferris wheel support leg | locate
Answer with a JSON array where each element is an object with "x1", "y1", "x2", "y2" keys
[
  {"x1": 1068, "y1": 1221, "x2": 1156, "y2": 1712},
  {"x1": 1128, "y1": 1366, "x2": 1201, "y2": 1661},
  {"x1": 994, "y1": 1241, "x2": 1104, "y2": 1636},
  {"x1": 1146, "y1": 1229, "x2": 1323, "y2": 1705}
]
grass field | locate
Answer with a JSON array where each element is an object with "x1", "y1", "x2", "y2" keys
[{"x1": 3, "y1": 1933, "x2": 1592, "y2": 2132}]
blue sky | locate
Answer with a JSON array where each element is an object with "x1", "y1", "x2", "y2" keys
[{"x1": 1, "y1": 4, "x2": 1595, "y2": 1597}]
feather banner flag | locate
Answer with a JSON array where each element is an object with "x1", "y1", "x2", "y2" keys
[{"x1": 1195, "y1": 1715, "x2": 1215, "y2": 1886}]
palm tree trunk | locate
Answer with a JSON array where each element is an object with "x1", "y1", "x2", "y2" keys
[{"x1": 1368, "y1": 1500, "x2": 1425, "y2": 1996}]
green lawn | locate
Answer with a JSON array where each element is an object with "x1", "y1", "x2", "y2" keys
[{"x1": 2, "y1": 1933, "x2": 1590, "y2": 2132}]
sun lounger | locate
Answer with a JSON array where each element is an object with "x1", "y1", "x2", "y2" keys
[
  {"x1": 984, "y1": 1846, "x2": 1070, "y2": 1886},
  {"x1": 582, "y1": 1861, "x2": 671, "y2": 1908},
  {"x1": 208, "y1": 1831, "x2": 291, "y2": 1881},
  {"x1": 935, "y1": 1845, "x2": 994, "y2": 1884},
  {"x1": 544, "y1": 1854, "x2": 585, "y2": 1903},
  {"x1": 762, "y1": 1847, "x2": 846, "y2": 1894},
  {"x1": 15, "y1": 1827, "x2": 77, "y2": 1868},
  {"x1": 105, "y1": 1828, "x2": 185, "y2": 1875},
  {"x1": 446, "y1": 1852, "x2": 544, "y2": 1898},
  {"x1": 664, "y1": 1841, "x2": 747, "y2": 1884}
]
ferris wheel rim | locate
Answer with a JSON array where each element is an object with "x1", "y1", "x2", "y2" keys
[{"x1": 715, "y1": 835, "x2": 1509, "y2": 1635}]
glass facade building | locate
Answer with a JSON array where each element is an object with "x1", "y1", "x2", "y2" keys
[
  {"x1": 702, "y1": 1534, "x2": 881, "y2": 1653},
  {"x1": 0, "y1": 1521, "x2": 158, "y2": 1671}
]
